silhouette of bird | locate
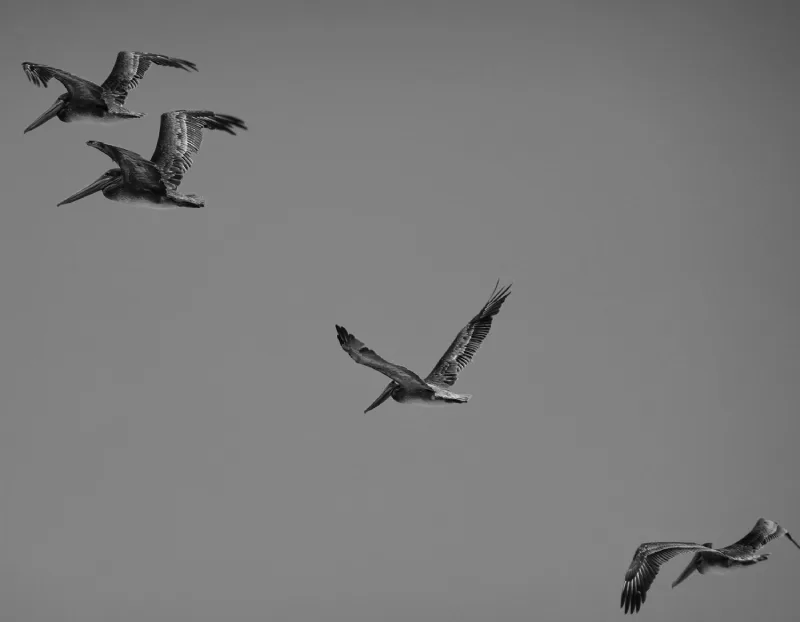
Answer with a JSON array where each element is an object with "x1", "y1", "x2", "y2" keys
[
  {"x1": 621, "y1": 518, "x2": 800, "y2": 614},
  {"x1": 336, "y1": 280, "x2": 511, "y2": 412}
]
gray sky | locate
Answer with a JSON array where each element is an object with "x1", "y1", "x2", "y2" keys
[{"x1": 1, "y1": 1, "x2": 799, "y2": 620}]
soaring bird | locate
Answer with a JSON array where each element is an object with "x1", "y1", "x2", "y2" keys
[
  {"x1": 621, "y1": 518, "x2": 800, "y2": 614},
  {"x1": 56, "y1": 110, "x2": 247, "y2": 208},
  {"x1": 336, "y1": 280, "x2": 511, "y2": 412},
  {"x1": 21, "y1": 51, "x2": 197, "y2": 133}
]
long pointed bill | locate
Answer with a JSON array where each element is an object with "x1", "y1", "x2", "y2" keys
[
  {"x1": 364, "y1": 382, "x2": 395, "y2": 413},
  {"x1": 786, "y1": 532, "x2": 800, "y2": 549},
  {"x1": 671, "y1": 555, "x2": 700, "y2": 589},
  {"x1": 24, "y1": 99, "x2": 65, "y2": 133},
  {"x1": 57, "y1": 173, "x2": 114, "y2": 206}
]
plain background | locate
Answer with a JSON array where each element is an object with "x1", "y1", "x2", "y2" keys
[{"x1": 1, "y1": 1, "x2": 799, "y2": 620}]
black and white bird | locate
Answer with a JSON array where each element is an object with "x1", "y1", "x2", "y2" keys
[
  {"x1": 57, "y1": 110, "x2": 247, "y2": 208},
  {"x1": 336, "y1": 280, "x2": 511, "y2": 412},
  {"x1": 621, "y1": 518, "x2": 800, "y2": 614},
  {"x1": 21, "y1": 51, "x2": 197, "y2": 133}
]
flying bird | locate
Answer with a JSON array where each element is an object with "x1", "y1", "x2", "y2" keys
[
  {"x1": 336, "y1": 280, "x2": 511, "y2": 412},
  {"x1": 621, "y1": 518, "x2": 800, "y2": 614},
  {"x1": 21, "y1": 51, "x2": 197, "y2": 133},
  {"x1": 56, "y1": 110, "x2": 247, "y2": 208}
]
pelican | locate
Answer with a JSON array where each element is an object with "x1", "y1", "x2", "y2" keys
[
  {"x1": 336, "y1": 280, "x2": 511, "y2": 412},
  {"x1": 22, "y1": 51, "x2": 197, "y2": 133},
  {"x1": 621, "y1": 518, "x2": 800, "y2": 614},
  {"x1": 56, "y1": 110, "x2": 247, "y2": 208}
]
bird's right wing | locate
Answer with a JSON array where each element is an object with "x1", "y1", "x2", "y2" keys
[
  {"x1": 336, "y1": 325, "x2": 433, "y2": 392},
  {"x1": 621, "y1": 542, "x2": 714, "y2": 614},
  {"x1": 21, "y1": 63, "x2": 103, "y2": 100},
  {"x1": 150, "y1": 110, "x2": 247, "y2": 191}
]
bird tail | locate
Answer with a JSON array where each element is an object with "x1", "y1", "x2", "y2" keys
[
  {"x1": 443, "y1": 394, "x2": 471, "y2": 404},
  {"x1": 170, "y1": 193, "x2": 205, "y2": 208}
]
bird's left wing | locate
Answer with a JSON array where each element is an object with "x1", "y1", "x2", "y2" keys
[
  {"x1": 86, "y1": 141, "x2": 163, "y2": 190},
  {"x1": 100, "y1": 52, "x2": 197, "y2": 105},
  {"x1": 149, "y1": 110, "x2": 247, "y2": 191},
  {"x1": 424, "y1": 280, "x2": 511, "y2": 387},
  {"x1": 336, "y1": 325, "x2": 432, "y2": 392},
  {"x1": 720, "y1": 518, "x2": 800, "y2": 559}
]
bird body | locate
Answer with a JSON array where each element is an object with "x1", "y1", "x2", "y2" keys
[
  {"x1": 336, "y1": 281, "x2": 511, "y2": 412},
  {"x1": 620, "y1": 518, "x2": 800, "y2": 614},
  {"x1": 56, "y1": 111, "x2": 246, "y2": 209},
  {"x1": 22, "y1": 52, "x2": 197, "y2": 133}
]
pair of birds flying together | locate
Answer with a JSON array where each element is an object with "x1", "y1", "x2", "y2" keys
[
  {"x1": 22, "y1": 51, "x2": 247, "y2": 208},
  {"x1": 336, "y1": 283, "x2": 798, "y2": 614}
]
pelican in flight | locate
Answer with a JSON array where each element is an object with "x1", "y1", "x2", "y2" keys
[
  {"x1": 56, "y1": 110, "x2": 247, "y2": 208},
  {"x1": 22, "y1": 51, "x2": 197, "y2": 133},
  {"x1": 336, "y1": 280, "x2": 511, "y2": 412},
  {"x1": 621, "y1": 517, "x2": 800, "y2": 614}
]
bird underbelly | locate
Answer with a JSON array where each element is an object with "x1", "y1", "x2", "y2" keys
[
  {"x1": 107, "y1": 188, "x2": 174, "y2": 208},
  {"x1": 395, "y1": 393, "x2": 443, "y2": 406},
  {"x1": 62, "y1": 108, "x2": 112, "y2": 123}
]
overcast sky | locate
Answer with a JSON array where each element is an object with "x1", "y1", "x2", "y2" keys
[{"x1": 1, "y1": 1, "x2": 799, "y2": 620}]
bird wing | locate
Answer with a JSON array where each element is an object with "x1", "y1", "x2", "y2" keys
[
  {"x1": 149, "y1": 110, "x2": 247, "y2": 191},
  {"x1": 21, "y1": 63, "x2": 103, "y2": 101},
  {"x1": 621, "y1": 542, "x2": 714, "y2": 615},
  {"x1": 424, "y1": 280, "x2": 511, "y2": 387},
  {"x1": 718, "y1": 518, "x2": 795, "y2": 559},
  {"x1": 100, "y1": 52, "x2": 197, "y2": 105},
  {"x1": 86, "y1": 141, "x2": 164, "y2": 191},
  {"x1": 336, "y1": 325, "x2": 433, "y2": 393}
]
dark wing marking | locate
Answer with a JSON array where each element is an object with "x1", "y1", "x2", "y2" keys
[
  {"x1": 149, "y1": 110, "x2": 247, "y2": 191},
  {"x1": 621, "y1": 542, "x2": 713, "y2": 614},
  {"x1": 21, "y1": 63, "x2": 103, "y2": 101},
  {"x1": 425, "y1": 280, "x2": 511, "y2": 386},
  {"x1": 719, "y1": 518, "x2": 794, "y2": 559},
  {"x1": 336, "y1": 325, "x2": 433, "y2": 392},
  {"x1": 86, "y1": 141, "x2": 164, "y2": 192},
  {"x1": 100, "y1": 51, "x2": 198, "y2": 106}
]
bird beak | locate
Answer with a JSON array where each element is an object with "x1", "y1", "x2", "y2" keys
[
  {"x1": 671, "y1": 555, "x2": 700, "y2": 589},
  {"x1": 24, "y1": 98, "x2": 65, "y2": 133},
  {"x1": 786, "y1": 532, "x2": 800, "y2": 549},
  {"x1": 57, "y1": 173, "x2": 115, "y2": 206},
  {"x1": 364, "y1": 382, "x2": 395, "y2": 413}
]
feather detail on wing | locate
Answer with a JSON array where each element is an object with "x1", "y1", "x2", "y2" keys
[
  {"x1": 21, "y1": 63, "x2": 103, "y2": 100},
  {"x1": 719, "y1": 518, "x2": 794, "y2": 559},
  {"x1": 149, "y1": 110, "x2": 247, "y2": 191},
  {"x1": 425, "y1": 280, "x2": 511, "y2": 387},
  {"x1": 86, "y1": 141, "x2": 164, "y2": 191},
  {"x1": 336, "y1": 325, "x2": 433, "y2": 392},
  {"x1": 621, "y1": 542, "x2": 713, "y2": 614},
  {"x1": 100, "y1": 52, "x2": 198, "y2": 105}
]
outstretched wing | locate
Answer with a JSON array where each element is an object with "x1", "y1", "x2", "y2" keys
[
  {"x1": 149, "y1": 110, "x2": 247, "y2": 191},
  {"x1": 425, "y1": 280, "x2": 511, "y2": 387},
  {"x1": 720, "y1": 518, "x2": 798, "y2": 559},
  {"x1": 336, "y1": 325, "x2": 433, "y2": 393},
  {"x1": 100, "y1": 52, "x2": 197, "y2": 105},
  {"x1": 621, "y1": 542, "x2": 713, "y2": 615},
  {"x1": 86, "y1": 141, "x2": 164, "y2": 191},
  {"x1": 21, "y1": 63, "x2": 103, "y2": 101}
]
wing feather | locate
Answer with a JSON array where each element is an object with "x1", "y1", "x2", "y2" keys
[
  {"x1": 425, "y1": 280, "x2": 511, "y2": 386},
  {"x1": 21, "y1": 63, "x2": 102, "y2": 101},
  {"x1": 336, "y1": 325, "x2": 433, "y2": 392},
  {"x1": 719, "y1": 518, "x2": 791, "y2": 559},
  {"x1": 149, "y1": 110, "x2": 247, "y2": 191},
  {"x1": 621, "y1": 542, "x2": 712, "y2": 614},
  {"x1": 100, "y1": 52, "x2": 197, "y2": 105}
]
